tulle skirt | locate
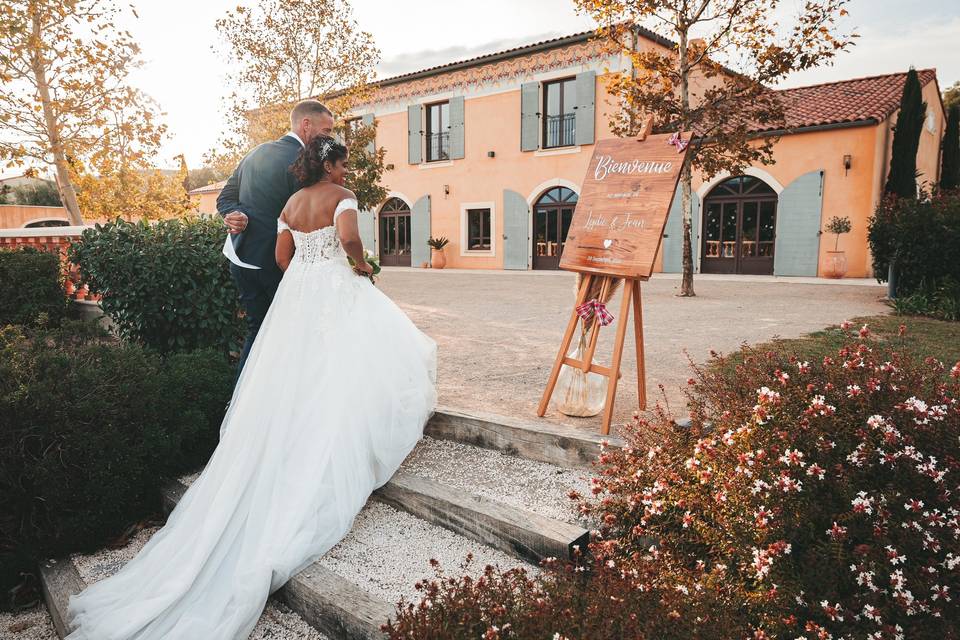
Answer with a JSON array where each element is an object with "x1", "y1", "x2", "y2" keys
[{"x1": 65, "y1": 257, "x2": 437, "y2": 639}]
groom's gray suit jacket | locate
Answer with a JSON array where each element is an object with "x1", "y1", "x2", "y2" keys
[{"x1": 216, "y1": 135, "x2": 304, "y2": 273}]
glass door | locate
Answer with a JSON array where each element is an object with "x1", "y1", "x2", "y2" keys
[{"x1": 378, "y1": 198, "x2": 412, "y2": 267}]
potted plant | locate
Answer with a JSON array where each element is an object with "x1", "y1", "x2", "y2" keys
[
  {"x1": 428, "y1": 236, "x2": 450, "y2": 269},
  {"x1": 823, "y1": 215, "x2": 851, "y2": 278}
]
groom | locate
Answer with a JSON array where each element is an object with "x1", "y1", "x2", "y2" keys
[{"x1": 217, "y1": 100, "x2": 335, "y2": 379}]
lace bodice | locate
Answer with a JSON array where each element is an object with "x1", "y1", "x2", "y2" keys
[{"x1": 278, "y1": 198, "x2": 357, "y2": 264}]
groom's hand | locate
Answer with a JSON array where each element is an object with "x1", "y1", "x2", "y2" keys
[{"x1": 223, "y1": 211, "x2": 248, "y2": 234}]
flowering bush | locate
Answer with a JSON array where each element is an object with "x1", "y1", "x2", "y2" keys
[
  {"x1": 388, "y1": 324, "x2": 960, "y2": 639},
  {"x1": 583, "y1": 322, "x2": 960, "y2": 639},
  {"x1": 383, "y1": 553, "x2": 737, "y2": 639}
]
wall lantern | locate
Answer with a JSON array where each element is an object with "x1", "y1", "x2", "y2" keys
[
  {"x1": 843, "y1": 154, "x2": 852, "y2": 176},
  {"x1": 443, "y1": 184, "x2": 450, "y2": 195},
  {"x1": 487, "y1": 151, "x2": 495, "y2": 158}
]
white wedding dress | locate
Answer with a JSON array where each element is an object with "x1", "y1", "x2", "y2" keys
[{"x1": 65, "y1": 199, "x2": 438, "y2": 639}]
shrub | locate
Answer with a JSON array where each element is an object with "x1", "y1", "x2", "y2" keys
[
  {"x1": 0, "y1": 248, "x2": 66, "y2": 326},
  {"x1": 580, "y1": 322, "x2": 960, "y2": 639},
  {"x1": 868, "y1": 191, "x2": 960, "y2": 301},
  {"x1": 390, "y1": 324, "x2": 960, "y2": 639},
  {"x1": 384, "y1": 554, "x2": 735, "y2": 640},
  {"x1": 0, "y1": 320, "x2": 232, "y2": 609},
  {"x1": 893, "y1": 277, "x2": 960, "y2": 321},
  {"x1": 68, "y1": 217, "x2": 244, "y2": 355}
]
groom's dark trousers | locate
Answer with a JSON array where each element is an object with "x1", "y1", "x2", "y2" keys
[{"x1": 217, "y1": 134, "x2": 303, "y2": 383}]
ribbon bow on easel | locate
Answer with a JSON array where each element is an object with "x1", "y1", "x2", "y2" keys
[
  {"x1": 576, "y1": 298, "x2": 615, "y2": 326},
  {"x1": 667, "y1": 131, "x2": 688, "y2": 153}
]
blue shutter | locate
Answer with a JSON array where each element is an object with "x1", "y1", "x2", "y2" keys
[
  {"x1": 574, "y1": 70, "x2": 596, "y2": 146},
  {"x1": 358, "y1": 209, "x2": 375, "y2": 253},
  {"x1": 661, "y1": 184, "x2": 699, "y2": 273},
  {"x1": 362, "y1": 113, "x2": 375, "y2": 155},
  {"x1": 503, "y1": 189, "x2": 529, "y2": 270},
  {"x1": 407, "y1": 104, "x2": 422, "y2": 164},
  {"x1": 520, "y1": 82, "x2": 539, "y2": 151},
  {"x1": 774, "y1": 170, "x2": 824, "y2": 276},
  {"x1": 411, "y1": 195, "x2": 431, "y2": 268},
  {"x1": 449, "y1": 96, "x2": 465, "y2": 160}
]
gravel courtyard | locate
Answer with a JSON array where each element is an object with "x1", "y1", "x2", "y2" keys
[{"x1": 377, "y1": 269, "x2": 889, "y2": 433}]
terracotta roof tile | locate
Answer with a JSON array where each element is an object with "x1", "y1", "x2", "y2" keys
[
  {"x1": 761, "y1": 68, "x2": 938, "y2": 134},
  {"x1": 187, "y1": 179, "x2": 226, "y2": 196}
]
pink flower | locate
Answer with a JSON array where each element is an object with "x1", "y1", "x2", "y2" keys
[
  {"x1": 859, "y1": 324, "x2": 871, "y2": 338},
  {"x1": 905, "y1": 499, "x2": 924, "y2": 513},
  {"x1": 840, "y1": 320, "x2": 852, "y2": 330},
  {"x1": 827, "y1": 522, "x2": 848, "y2": 540},
  {"x1": 852, "y1": 492, "x2": 874, "y2": 515},
  {"x1": 806, "y1": 463, "x2": 826, "y2": 480}
]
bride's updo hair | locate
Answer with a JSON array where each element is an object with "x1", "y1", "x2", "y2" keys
[{"x1": 291, "y1": 135, "x2": 348, "y2": 187}]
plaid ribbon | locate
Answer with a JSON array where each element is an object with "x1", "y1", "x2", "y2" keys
[
  {"x1": 667, "y1": 131, "x2": 689, "y2": 153},
  {"x1": 576, "y1": 298, "x2": 615, "y2": 326}
]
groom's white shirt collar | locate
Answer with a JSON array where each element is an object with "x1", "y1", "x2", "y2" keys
[{"x1": 284, "y1": 131, "x2": 305, "y2": 148}]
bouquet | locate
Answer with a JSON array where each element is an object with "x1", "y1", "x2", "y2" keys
[{"x1": 348, "y1": 250, "x2": 382, "y2": 284}]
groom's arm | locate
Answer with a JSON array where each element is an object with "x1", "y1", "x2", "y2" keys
[
  {"x1": 216, "y1": 158, "x2": 245, "y2": 218},
  {"x1": 217, "y1": 158, "x2": 248, "y2": 235}
]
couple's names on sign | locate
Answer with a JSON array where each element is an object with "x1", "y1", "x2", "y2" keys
[{"x1": 560, "y1": 133, "x2": 689, "y2": 280}]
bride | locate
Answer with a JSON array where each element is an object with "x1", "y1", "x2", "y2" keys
[{"x1": 65, "y1": 136, "x2": 438, "y2": 639}]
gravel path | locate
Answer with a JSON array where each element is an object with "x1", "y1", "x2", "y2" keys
[
  {"x1": 377, "y1": 269, "x2": 888, "y2": 431},
  {"x1": 69, "y1": 526, "x2": 328, "y2": 640},
  {"x1": 0, "y1": 607, "x2": 57, "y2": 640},
  {"x1": 318, "y1": 502, "x2": 534, "y2": 605},
  {"x1": 401, "y1": 437, "x2": 590, "y2": 524}
]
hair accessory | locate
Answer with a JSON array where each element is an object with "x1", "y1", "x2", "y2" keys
[{"x1": 318, "y1": 138, "x2": 335, "y2": 162}]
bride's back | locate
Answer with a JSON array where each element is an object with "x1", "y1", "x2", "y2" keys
[{"x1": 283, "y1": 182, "x2": 352, "y2": 233}]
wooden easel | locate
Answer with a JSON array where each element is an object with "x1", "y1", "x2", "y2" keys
[
  {"x1": 537, "y1": 118, "x2": 662, "y2": 435},
  {"x1": 536, "y1": 273, "x2": 646, "y2": 435}
]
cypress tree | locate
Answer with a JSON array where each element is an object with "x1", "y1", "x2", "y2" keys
[
  {"x1": 884, "y1": 68, "x2": 927, "y2": 199},
  {"x1": 941, "y1": 104, "x2": 960, "y2": 191}
]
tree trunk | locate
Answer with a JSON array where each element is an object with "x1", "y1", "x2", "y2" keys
[
  {"x1": 29, "y1": 11, "x2": 84, "y2": 226},
  {"x1": 679, "y1": 160, "x2": 695, "y2": 296},
  {"x1": 677, "y1": 22, "x2": 695, "y2": 297}
]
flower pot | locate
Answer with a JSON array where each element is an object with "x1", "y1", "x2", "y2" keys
[
  {"x1": 824, "y1": 250, "x2": 848, "y2": 279},
  {"x1": 431, "y1": 248, "x2": 447, "y2": 269}
]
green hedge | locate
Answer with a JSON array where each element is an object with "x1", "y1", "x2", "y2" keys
[
  {"x1": 868, "y1": 191, "x2": 960, "y2": 298},
  {"x1": 0, "y1": 320, "x2": 233, "y2": 609},
  {"x1": 68, "y1": 217, "x2": 244, "y2": 355},
  {"x1": 0, "y1": 248, "x2": 66, "y2": 326}
]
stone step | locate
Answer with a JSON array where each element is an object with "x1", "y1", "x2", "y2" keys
[
  {"x1": 374, "y1": 470, "x2": 588, "y2": 564},
  {"x1": 427, "y1": 405, "x2": 622, "y2": 470},
  {"x1": 38, "y1": 558, "x2": 85, "y2": 639},
  {"x1": 160, "y1": 479, "x2": 388, "y2": 640}
]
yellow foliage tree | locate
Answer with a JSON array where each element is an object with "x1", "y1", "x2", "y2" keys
[
  {"x1": 205, "y1": 0, "x2": 380, "y2": 172},
  {"x1": 74, "y1": 154, "x2": 193, "y2": 222},
  {"x1": 0, "y1": 0, "x2": 167, "y2": 225}
]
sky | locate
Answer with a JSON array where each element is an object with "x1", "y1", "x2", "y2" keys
[{"x1": 9, "y1": 0, "x2": 960, "y2": 175}]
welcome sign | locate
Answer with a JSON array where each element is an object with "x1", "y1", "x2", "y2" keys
[{"x1": 560, "y1": 133, "x2": 689, "y2": 279}]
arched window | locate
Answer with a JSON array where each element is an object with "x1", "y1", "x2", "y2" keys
[
  {"x1": 378, "y1": 197, "x2": 411, "y2": 267},
  {"x1": 701, "y1": 175, "x2": 778, "y2": 275},
  {"x1": 532, "y1": 187, "x2": 578, "y2": 270}
]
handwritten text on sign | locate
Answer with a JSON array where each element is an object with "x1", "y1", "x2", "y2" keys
[{"x1": 559, "y1": 133, "x2": 689, "y2": 279}]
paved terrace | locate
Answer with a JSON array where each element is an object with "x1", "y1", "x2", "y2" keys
[{"x1": 377, "y1": 269, "x2": 888, "y2": 434}]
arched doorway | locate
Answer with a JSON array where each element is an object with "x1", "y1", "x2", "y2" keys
[
  {"x1": 532, "y1": 186, "x2": 578, "y2": 270},
  {"x1": 378, "y1": 197, "x2": 412, "y2": 267},
  {"x1": 701, "y1": 175, "x2": 777, "y2": 275}
]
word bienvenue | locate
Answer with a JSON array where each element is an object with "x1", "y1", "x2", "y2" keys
[
  {"x1": 593, "y1": 155, "x2": 674, "y2": 181},
  {"x1": 584, "y1": 211, "x2": 647, "y2": 232}
]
